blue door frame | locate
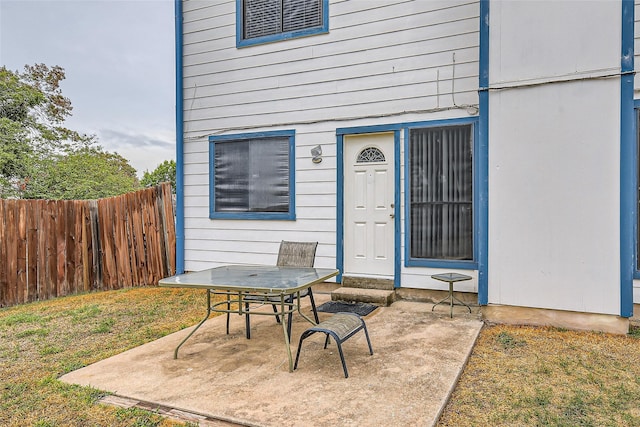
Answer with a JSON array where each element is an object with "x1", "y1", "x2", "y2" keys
[{"x1": 336, "y1": 126, "x2": 402, "y2": 288}]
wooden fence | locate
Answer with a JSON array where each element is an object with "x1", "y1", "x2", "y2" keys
[{"x1": 0, "y1": 183, "x2": 176, "y2": 308}]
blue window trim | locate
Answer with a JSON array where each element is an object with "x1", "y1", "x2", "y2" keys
[
  {"x1": 633, "y1": 99, "x2": 640, "y2": 283},
  {"x1": 336, "y1": 126, "x2": 402, "y2": 288},
  {"x1": 621, "y1": 0, "x2": 635, "y2": 317},
  {"x1": 403, "y1": 117, "x2": 480, "y2": 270},
  {"x1": 208, "y1": 130, "x2": 296, "y2": 220},
  {"x1": 236, "y1": 0, "x2": 329, "y2": 48}
]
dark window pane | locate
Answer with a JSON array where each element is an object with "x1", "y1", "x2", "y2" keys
[
  {"x1": 243, "y1": 0, "x2": 322, "y2": 41},
  {"x1": 409, "y1": 125, "x2": 473, "y2": 260},
  {"x1": 283, "y1": 0, "x2": 322, "y2": 32},
  {"x1": 244, "y1": 0, "x2": 282, "y2": 39},
  {"x1": 214, "y1": 137, "x2": 289, "y2": 213}
]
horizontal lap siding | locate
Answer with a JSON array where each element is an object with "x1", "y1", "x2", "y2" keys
[{"x1": 181, "y1": 0, "x2": 479, "y2": 271}]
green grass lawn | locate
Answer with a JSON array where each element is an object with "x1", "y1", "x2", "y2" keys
[
  {"x1": 438, "y1": 323, "x2": 640, "y2": 426},
  {"x1": 0, "y1": 287, "x2": 209, "y2": 427},
  {"x1": 1, "y1": 287, "x2": 639, "y2": 426}
]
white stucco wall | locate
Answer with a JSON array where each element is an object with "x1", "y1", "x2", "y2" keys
[{"x1": 488, "y1": 1, "x2": 622, "y2": 315}]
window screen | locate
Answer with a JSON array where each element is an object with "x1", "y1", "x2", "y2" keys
[
  {"x1": 242, "y1": 0, "x2": 323, "y2": 41},
  {"x1": 213, "y1": 136, "x2": 290, "y2": 215},
  {"x1": 409, "y1": 125, "x2": 473, "y2": 261}
]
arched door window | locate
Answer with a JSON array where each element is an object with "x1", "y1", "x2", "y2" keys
[{"x1": 356, "y1": 147, "x2": 385, "y2": 163}]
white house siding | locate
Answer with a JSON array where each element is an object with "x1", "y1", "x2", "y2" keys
[
  {"x1": 488, "y1": 1, "x2": 622, "y2": 315},
  {"x1": 180, "y1": 0, "x2": 480, "y2": 275}
]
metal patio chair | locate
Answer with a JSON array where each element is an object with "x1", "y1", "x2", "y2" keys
[
  {"x1": 294, "y1": 312, "x2": 373, "y2": 378},
  {"x1": 226, "y1": 241, "x2": 320, "y2": 339}
]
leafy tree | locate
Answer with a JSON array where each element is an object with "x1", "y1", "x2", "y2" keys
[
  {"x1": 0, "y1": 117, "x2": 31, "y2": 192},
  {"x1": 23, "y1": 145, "x2": 141, "y2": 200},
  {"x1": 141, "y1": 160, "x2": 176, "y2": 193},
  {"x1": 0, "y1": 67, "x2": 39, "y2": 194},
  {"x1": 0, "y1": 64, "x2": 141, "y2": 199}
]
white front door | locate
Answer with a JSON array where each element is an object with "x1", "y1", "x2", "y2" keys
[{"x1": 344, "y1": 133, "x2": 395, "y2": 277}]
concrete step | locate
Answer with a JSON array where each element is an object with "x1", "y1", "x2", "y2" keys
[
  {"x1": 341, "y1": 276, "x2": 394, "y2": 290},
  {"x1": 331, "y1": 287, "x2": 396, "y2": 307}
]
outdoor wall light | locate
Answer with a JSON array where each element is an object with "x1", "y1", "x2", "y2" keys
[{"x1": 311, "y1": 145, "x2": 322, "y2": 164}]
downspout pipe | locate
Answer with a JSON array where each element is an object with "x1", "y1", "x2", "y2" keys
[
  {"x1": 174, "y1": 0, "x2": 185, "y2": 274},
  {"x1": 620, "y1": 0, "x2": 635, "y2": 317},
  {"x1": 477, "y1": 0, "x2": 490, "y2": 305}
]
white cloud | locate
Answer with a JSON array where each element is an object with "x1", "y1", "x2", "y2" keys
[
  {"x1": 97, "y1": 128, "x2": 175, "y2": 177},
  {"x1": 1, "y1": 0, "x2": 176, "y2": 178}
]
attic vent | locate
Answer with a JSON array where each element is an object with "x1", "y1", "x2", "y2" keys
[
  {"x1": 244, "y1": 0, "x2": 323, "y2": 40},
  {"x1": 357, "y1": 147, "x2": 385, "y2": 163}
]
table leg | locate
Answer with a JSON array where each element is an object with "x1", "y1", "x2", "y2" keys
[
  {"x1": 450, "y1": 292, "x2": 473, "y2": 315},
  {"x1": 225, "y1": 293, "x2": 230, "y2": 334},
  {"x1": 449, "y1": 282, "x2": 454, "y2": 318},
  {"x1": 431, "y1": 280, "x2": 472, "y2": 318},
  {"x1": 279, "y1": 295, "x2": 294, "y2": 372},
  {"x1": 294, "y1": 295, "x2": 316, "y2": 326},
  {"x1": 174, "y1": 290, "x2": 212, "y2": 359}
]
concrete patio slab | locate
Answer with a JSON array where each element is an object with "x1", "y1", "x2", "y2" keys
[{"x1": 60, "y1": 294, "x2": 483, "y2": 427}]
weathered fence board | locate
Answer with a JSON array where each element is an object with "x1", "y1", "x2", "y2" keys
[
  {"x1": 7, "y1": 200, "x2": 18, "y2": 305},
  {"x1": 47, "y1": 200, "x2": 58, "y2": 299},
  {"x1": 0, "y1": 201, "x2": 5, "y2": 306},
  {"x1": 0, "y1": 183, "x2": 175, "y2": 308},
  {"x1": 36, "y1": 200, "x2": 47, "y2": 300},
  {"x1": 17, "y1": 201, "x2": 27, "y2": 304},
  {"x1": 26, "y1": 200, "x2": 37, "y2": 303},
  {"x1": 159, "y1": 183, "x2": 176, "y2": 275}
]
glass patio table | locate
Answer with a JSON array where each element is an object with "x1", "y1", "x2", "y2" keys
[{"x1": 159, "y1": 265, "x2": 339, "y2": 372}]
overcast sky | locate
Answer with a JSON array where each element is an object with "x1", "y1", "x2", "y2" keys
[{"x1": 0, "y1": 0, "x2": 176, "y2": 177}]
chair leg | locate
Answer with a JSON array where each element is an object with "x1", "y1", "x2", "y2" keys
[
  {"x1": 294, "y1": 330, "x2": 314, "y2": 371},
  {"x1": 335, "y1": 341, "x2": 349, "y2": 378},
  {"x1": 286, "y1": 295, "x2": 294, "y2": 339},
  {"x1": 243, "y1": 287, "x2": 320, "y2": 341},
  {"x1": 225, "y1": 295, "x2": 230, "y2": 335},
  {"x1": 308, "y1": 288, "x2": 319, "y2": 324},
  {"x1": 295, "y1": 330, "x2": 349, "y2": 377},
  {"x1": 287, "y1": 290, "x2": 319, "y2": 338},
  {"x1": 272, "y1": 303, "x2": 281, "y2": 324},
  {"x1": 362, "y1": 322, "x2": 374, "y2": 355},
  {"x1": 244, "y1": 302, "x2": 251, "y2": 339}
]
